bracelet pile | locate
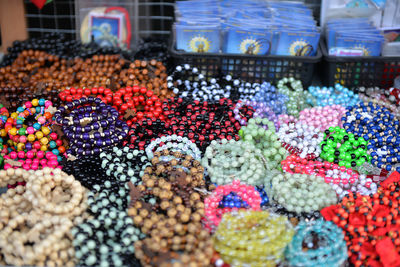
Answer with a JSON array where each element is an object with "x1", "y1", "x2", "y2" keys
[
  {"x1": 343, "y1": 102, "x2": 400, "y2": 173},
  {"x1": 128, "y1": 150, "x2": 214, "y2": 266},
  {"x1": 307, "y1": 84, "x2": 360, "y2": 107},
  {"x1": 281, "y1": 154, "x2": 377, "y2": 198},
  {"x1": 322, "y1": 171, "x2": 400, "y2": 267},
  {"x1": 204, "y1": 180, "x2": 261, "y2": 231},
  {"x1": 54, "y1": 97, "x2": 128, "y2": 157},
  {"x1": 0, "y1": 168, "x2": 89, "y2": 266},
  {"x1": 277, "y1": 122, "x2": 323, "y2": 159},
  {"x1": 213, "y1": 210, "x2": 294, "y2": 267},
  {"x1": 270, "y1": 172, "x2": 338, "y2": 214},
  {"x1": 1, "y1": 99, "x2": 64, "y2": 170},
  {"x1": 202, "y1": 139, "x2": 267, "y2": 186},
  {"x1": 285, "y1": 219, "x2": 348, "y2": 267}
]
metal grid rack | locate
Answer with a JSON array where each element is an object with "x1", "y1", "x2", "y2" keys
[
  {"x1": 24, "y1": 0, "x2": 175, "y2": 45},
  {"x1": 24, "y1": 0, "x2": 76, "y2": 39}
]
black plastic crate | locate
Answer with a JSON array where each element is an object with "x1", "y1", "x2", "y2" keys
[
  {"x1": 170, "y1": 45, "x2": 322, "y2": 86},
  {"x1": 321, "y1": 41, "x2": 400, "y2": 89}
]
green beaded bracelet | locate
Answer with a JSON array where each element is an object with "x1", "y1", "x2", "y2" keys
[
  {"x1": 239, "y1": 117, "x2": 287, "y2": 169},
  {"x1": 320, "y1": 126, "x2": 370, "y2": 168}
]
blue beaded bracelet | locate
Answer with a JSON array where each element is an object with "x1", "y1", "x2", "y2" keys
[{"x1": 285, "y1": 219, "x2": 348, "y2": 267}]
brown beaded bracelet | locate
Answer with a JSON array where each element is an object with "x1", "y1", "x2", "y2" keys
[
  {"x1": 0, "y1": 50, "x2": 173, "y2": 103},
  {"x1": 128, "y1": 150, "x2": 214, "y2": 267}
]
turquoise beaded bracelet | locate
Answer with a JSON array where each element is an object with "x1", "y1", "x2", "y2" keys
[{"x1": 285, "y1": 219, "x2": 348, "y2": 267}]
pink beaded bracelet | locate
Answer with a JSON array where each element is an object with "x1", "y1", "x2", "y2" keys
[{"x1": 204, "y1": 180, "x2": 261, "y2": 232}]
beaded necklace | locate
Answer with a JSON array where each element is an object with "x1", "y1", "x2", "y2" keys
[
  {"x1": 320, "y1": 126, "x2": 370, "y2": 169},
  {"x1": 321, "y1": 171, "x2": 400, "y2": 267},
  {"x1": 285, "y1": 219, "x2": 348, "y2": 267},
  {"x1": 53, "y1": 97, "x2": 128, "y2": 157},
  {"x1": 213, "y1": 210, "x2": 294, "y2": 267},
  {"x1": 239, "y1": 117, "x2": 287, "y2": 169},
  {"x1": 277, "y1": 122, "x2": 323, "y2": 160},
  {"x1": 202, "y1": 139, "x2": 267, "y2": 186},
  {"x1": 343, "y1": 102, "x2": 400, "y2": 173},
  {"x1": 281, "y1": 154, "x2": 378, "y2": 198},
  {"x1": 270, "y1": 172, "x2": 338, "y2": 214}
]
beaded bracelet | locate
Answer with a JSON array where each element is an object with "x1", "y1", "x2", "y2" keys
[
  {"x1": 281, "y1": 154, "x2": 378, "y2": 198},
  {"x1": 270, "y1": 172, "x2": 338, "y2": 214},
  {"x1": 285, "y1": 219, "x2": 348, "y2": 267},
  {"x1": 277, "y1": 122, "x2": 323, "y2": 159},
  {"x1": 321, "y1": 171, "x2": 400, "y2": 267},
  {"x1": 161, "y1": 97, "x2": 251, "y2": 152},
  {"x1": 145, "y1": 134, "x2": 201, "y2": 160},
  {"x1": 167, "y1": 64, "x2": 258, "y2": 101},
  {"x1": 126, "y1": 117, "x2": 172, "y2": 150},
  {"x1": 1, "y1": 99, "x2": 65, "y2": 169},
  {"x1": 320, "y1": 126, "x2": 370, "y2": 168},
  {"x1": 307, "y1": 84, "x2": 360, "y2": 107},
  {"x1": 128, "y1": 150, "x2": 214, "y2": 266},
  {"x1": 71, "y1": 146, "x2": 142, "y2": 266},
  {"x1": 54, "y1": 97, "x2": 128, "y2": 157},
  {"x1": 239, "y1": 117, "x2": 287, "y2": 169},
  {"x1": 298, "y1": 105, "x2": 346, "y2": 131},
  {"x1": 277, "y1": 77, "x2": 307, "y2": 116},
  {"x1": 250, "y1": 81, "x2": 288, "y2": 115},
  {"x1": 233, "y1": 100, "x2": 263, "y2": 126},
  {"x1": 0, "y1": 167, "x2": 89, "y2": 266},
  {"x1": 202, "y1": 139, "x2": 267, "y2": 186},
  {"x1": 243, "y1": 100, "x2": 280, "y2": 129},
  {"x1": 100, "y1": 146, "x2": 150, "y2": 185},
  {"x1": 72, "y1": 209, "x2": 143, "y2": 267},
  {"x1": 343, "y1": 102, "x2": 400, "y2": 173},
  {"x1": 62, "y1": 154, "x2": 124, "y2": 193},
  {"x1": 113, "y1": 86, "x2": 164, "y2": 124},
  {"x1": 213, "y1": 210, "x2": 294, "y2": 267},
  {"x1": 204, "y1": 180, "x2": 261, "y2": 232},
  {"x1": 59, "y1": 86, "x2": 114, "y2": 103},
  {"x1": 358, "y1": 89, "x2": 400, "y2": 119}
]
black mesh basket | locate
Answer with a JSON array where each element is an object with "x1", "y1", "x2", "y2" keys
[
  {"x1": 321, "y1": 41, "x2": 400, "y2": 89},
  {"x1": 169, "y1": 43, "x2": 322, "y2": 87}
]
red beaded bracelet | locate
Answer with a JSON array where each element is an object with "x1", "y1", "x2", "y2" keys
[
  {"x1": 321, "y1": 171, "x2": 400, "y2": 267},
  {"x1": 59, "y1": 87, "x2": 114, "y2": 104},
  {"x1": 113, "y1": 86, "x2": 164, "y2": 125}
]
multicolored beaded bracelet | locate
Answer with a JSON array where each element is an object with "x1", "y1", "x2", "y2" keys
[
  {"x1": 213, "y1": 210, "x2": 294, "y2": 267},
  {"x1": 1, "y1": 99, "x2": 64, "y2": 170},
  {"x1": 270, "y1": 172, "x2": 338, "y2": 214},
  {"x1": 202, "y1": 139, "x2": 267, "y2": 186},
  {"x1": 285, "y1": 219, "x2": 348, "y2": 267},
  {"x1": 281, "y1": 154, "x2": 378, "y2": 198},
  {"x1": 204, "y1": 180, "x2": 261, "y2": 232},
  {"x1": 277, "y1": 122, "x2": 323, "y2": 159},
  {"x1": 320, "y1": 126, "x2": 370, "y2": 168},
  {"x1": 321, "y1": 171, "x2": 400, "y2": 267}
]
